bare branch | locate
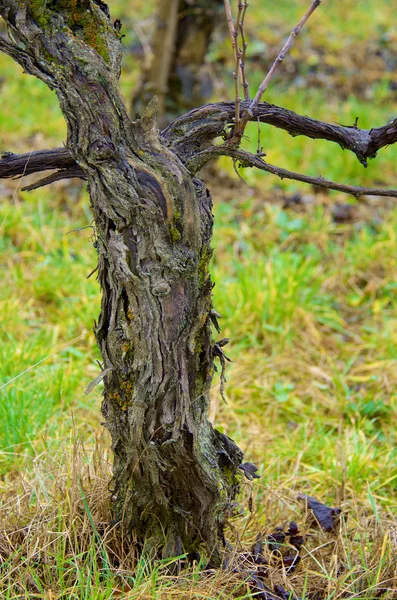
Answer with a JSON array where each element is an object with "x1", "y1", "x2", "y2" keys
[
  {"x1": 239, "y1": 1, "x2": 250, "y2": 100},
  {"x1": 0, "y1": 148, "x2": 77, "y2": 179},
  {"x1": 249, "y1": 0, "x2": 321, "y2": 114},
  {"x1": 366, "y1": 117, "x2": 397, "y2": 158},
  {"x1": 0, "y1": 147, "x2": 85, "y2": 192},
  {"x1": 22, "y1": 167, "x2": 86, "y2": 192},
  {"x1": 234, "y1": 1, "x2": 244, "y2": 126},
  {"x1": 224, "y1": 1, "x2": 250, "y2": 123},
  {"x1": 163, "y1": 101, "x2": 397, "y2": 166},
  {"x1": 186, "y1": 145, "x2": 397, "y2": 199},
  {"x1": 1, "y1": 104, "x2": 395, "y2": 194},
  {"x1": 223, "y1": 0, "x2": 241, "y2": 127}
]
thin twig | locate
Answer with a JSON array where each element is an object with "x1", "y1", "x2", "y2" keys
[
  {"x1": 231, "y1": 148, "x2": 397, "y2": 198},
  {"x1": 249, "y1": 0, "x2": 321, "y2": 113},
  {"x1": 0, "y1": 332, "x2": 88, "y2": 390},
  {"x1": 132, "y1": 21, "x2": 153, "y2": 70},
  {"x1": 256, "y1": 116, "x2": 262, "y2": 154},
  {"x1": 239, "y1": 1, "x2": 250, "y2": 100},
  {"x1": 186, "y1": 145, "x2": 397, "y2": 199},
  {"x1": 223, "y1": 0, "x2": 241, "y2": 127},
  {"x1": 234, "y1": 1, "x2": 244, "y2": 127}
]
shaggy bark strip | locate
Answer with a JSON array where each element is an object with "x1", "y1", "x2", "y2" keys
[{"x1": 0, "y1": 0, "x2": 242, "y2": 560}]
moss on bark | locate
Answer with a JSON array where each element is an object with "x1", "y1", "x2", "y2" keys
[{"x1": 27, "y1": 0, "x2": 112, "y2": 62}]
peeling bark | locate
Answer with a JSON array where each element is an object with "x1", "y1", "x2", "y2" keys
[
  {"x1": 94, "y1": 113, "x2": 243, "y2": 560},
  {"x1": 0, "y1": 0, "x2": 242, "y2": 560}
]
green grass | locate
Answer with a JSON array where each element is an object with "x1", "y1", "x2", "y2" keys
[
  {"x1": 1, "y1": 0, "x2": 397, "y2": 598},
  {"x1": 0, "y1": 189, "x2": 100, "y2": 473},
  {"x1": 211, "y1": 199, "x2": 397, "y2": 502}
]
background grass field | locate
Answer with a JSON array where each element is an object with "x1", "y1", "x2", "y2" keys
[{"x1": 0, "y1": 1, "x2": 396, "y2": 598}]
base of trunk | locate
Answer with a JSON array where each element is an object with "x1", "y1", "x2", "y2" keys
[{"x1": 108, "y1": 421, "x2": 242, "y2": 563}]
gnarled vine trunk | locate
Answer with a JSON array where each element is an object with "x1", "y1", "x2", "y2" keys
[
  {"x1": 0, "y1": 0, "x2": 242, "y2": 561},
  {"x1": 94, "y1": 111, "x2": 242, "y2": 560},
  {"x1": 93, "y1": 107, "x2": 243, "y2": 560}
]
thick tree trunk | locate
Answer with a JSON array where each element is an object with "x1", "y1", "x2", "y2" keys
[
  {"x1": 0, "y1": 0, "x2": 242, "y2": 561},
  {"x1": 133, "y1": 0, "x2": 224, "y2": 127},
  {"x1": 94, "y1": 105, "x2": 243, "y2": 561}
]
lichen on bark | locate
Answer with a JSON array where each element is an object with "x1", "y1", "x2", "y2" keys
[{"x1": 27, "y1": 0, "x2": 116, "y2": 63}]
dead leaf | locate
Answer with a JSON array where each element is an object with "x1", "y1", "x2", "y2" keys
[
  {"x1": 298, "y1": 493, "x2": 341, "y2": 532},
  {"x1": 239, "y1": 462, "x2": 260, "y2": 480}
]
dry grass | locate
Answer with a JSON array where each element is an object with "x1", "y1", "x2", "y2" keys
[{"x1": 1, "y1": 431, "x2": 397, "y2": 599}]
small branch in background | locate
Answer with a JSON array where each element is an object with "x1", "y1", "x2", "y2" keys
[
  {"x1": 186, "y1": 145, "x2": 397, "y2": 199},
  {"x1": 22, "y1": 167, "x2": 87, "y2": 192},
  {"x1": 132, "y1": 21, "x2": 153, "y2": 71},
  {"x1": 223, "y1": 1, "x2": 240, "y2": 127},
  {"x1": 239, "y1": 1, "x2": 250, "y2": 100},
  {"x1": 232, "y1": 0, "x2": 322, "y2": 144},
  {"x1": 249, "y1": 0, "x2": 321, "y2": 113}
]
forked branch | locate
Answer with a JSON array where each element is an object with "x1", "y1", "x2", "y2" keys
[
  {"x1": 231, "y1": 0, "x2": 322, "y2": 144},
  {"x1": 163, "y1": 102, "x2": 397, "y2": 167},
  {"x1": 1, "y1": 105, "x2": 396, "y2": 195},
  {"x1": 186, "y1": 145, "x2": 397, "y2": 199}
]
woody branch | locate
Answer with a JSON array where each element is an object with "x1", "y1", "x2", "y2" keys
[{"x1": 1, "y1": 104, "x2": 395, "y2": 190}]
